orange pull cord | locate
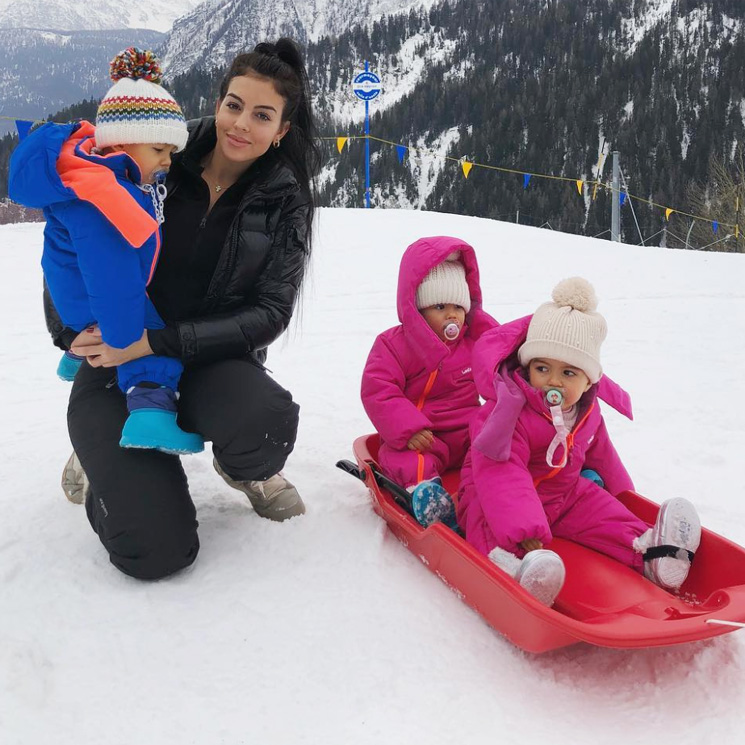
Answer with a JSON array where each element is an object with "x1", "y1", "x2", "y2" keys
[{"x1": 414, "y1": 370, "x2": 439, "y2": 484}]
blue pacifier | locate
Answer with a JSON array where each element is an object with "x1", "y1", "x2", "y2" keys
[
  {"x1": 545, "y1": 388, "x2": 564, "y2": 406},
  {"x1": 443, "y1": 323, "x2": 460, "y2": 340}
]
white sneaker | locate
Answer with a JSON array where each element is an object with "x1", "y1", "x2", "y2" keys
[
  {"x1": 638, "y1": 497, "x2": 701, "y2": 591},
  {"x1": 213, "y1": 459, "x2": 306, "y2": 521},
  {"x1": 61, "y1": 451, "x2": 89, "y2": 504},
  {"x1": 488, "y1": 546, "x2": 565, "y2": 607},
  {"x1": 516, "y1": 549, "x2": 566, "y2": 607}
]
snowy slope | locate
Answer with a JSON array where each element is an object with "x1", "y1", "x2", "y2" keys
[
  {"x1": 2, "y1": 209, "x2": 745, "y2": 744},
  {"x1": 0, "y1": 0, "x2": 198, "y2": 32}
]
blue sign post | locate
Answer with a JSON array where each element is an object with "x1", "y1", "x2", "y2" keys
[{"x1": 352, "y1": 62, "x2": 381, "y2": 208}]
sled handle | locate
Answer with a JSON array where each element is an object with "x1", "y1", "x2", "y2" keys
[
  {"x1": 335, "y1": 459, "x2": 416, "y2": 518},
  {"x1": 335, "y1": 459, "x2": 366, "y2": 481}
]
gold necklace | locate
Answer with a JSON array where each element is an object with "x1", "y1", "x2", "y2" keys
[{"x1": 201, "y1": 157, "x2": 226, "y2": 194}]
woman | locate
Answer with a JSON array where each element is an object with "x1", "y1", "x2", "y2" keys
[{"x1": 46, "y1": 39, "x2": 322, "y2": 580}]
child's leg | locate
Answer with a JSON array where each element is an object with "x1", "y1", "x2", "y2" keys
[
  {"x1": 634, "y1": 498, "x2": 701, "y2": 591},
  {"x1": 377, "y1": 438, "x2": 449, "y2": 489},
  {"x1": 489, "y1": 546, "x2": 566, "y2": 607},
  {"x1": 117, "y1": 299, "x2": 203, "y2": 455},
  {"x1": 550, "y1": 479, "x2": 649, "y2": 571},
  {"x1": 378, "y1": 438, "x2": 456, "y2": 527}
]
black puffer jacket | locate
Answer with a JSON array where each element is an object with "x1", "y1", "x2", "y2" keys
[{"x1": 44, "y1": 116, "x2": 311, "y2": 366}]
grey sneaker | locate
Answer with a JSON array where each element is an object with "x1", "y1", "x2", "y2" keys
[
  {"x1": 213, "y1": 459, "x2": 306, "y2": 521},
  {"x1": 61, "y1": 451, "x2": 89, "y2": 504}
]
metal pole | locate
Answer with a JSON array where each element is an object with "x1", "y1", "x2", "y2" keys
[
  {"x1": 611, "y1": 150, "x2": 620, "y2": 241},
  {"x1": 365, "y1": 61, "x2": 370, "y2": 209},
  {"x1": 685, "y1": 220, "x2": 695, "y2": 249},
  {"x1": 516, "y1": 210, "x2": 520, "y2": 224}
]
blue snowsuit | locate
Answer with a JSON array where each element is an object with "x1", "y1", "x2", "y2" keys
[{"x1": 9, "y1": 121, "x2": 182, "y2": 393}]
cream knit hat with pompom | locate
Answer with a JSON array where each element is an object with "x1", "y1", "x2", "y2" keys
[
  {"x1": 415, "y1": 255, "x2": 471, "y2": 314},
  {"x1": 517, "y1": 277, "x2": 607, "y2": 383}
]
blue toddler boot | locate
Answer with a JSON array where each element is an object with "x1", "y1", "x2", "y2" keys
[
  {"x1": 411, "y1": 477, "x2": 458, "y2": 529},
  {"x1": 57, "y1": 351, "x2": 83, "y2": 381},
  {"x1": 120, "y1": 385, "x2": 204, "y2": 455},
  {"x1": 580, "y1": 469, "x2": 605, "y2": 488}
]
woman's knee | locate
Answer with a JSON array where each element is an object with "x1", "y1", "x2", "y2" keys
[
  {"x1": 100, "y1": 518, "x2": 199, "y2": 580},
  {"x1": 83, "y1": 462, "x2": 199, "y2": 580}
]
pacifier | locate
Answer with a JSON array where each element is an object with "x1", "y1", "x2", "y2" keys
[
  {"x1": 545, "y1": 388, "x2": 564, "y2": 407},
  {"x1": 443, "y1": 322, "x2": 460, "y2": 340},
  {"x1": 545, "y1": 388, "x2": 569, "y2": 469}
]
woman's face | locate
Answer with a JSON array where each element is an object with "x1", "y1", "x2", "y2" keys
[{"x1": 214, "y1": 73, "x2": 290, "y2": 168}]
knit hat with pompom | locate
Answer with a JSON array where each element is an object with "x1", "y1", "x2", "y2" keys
[
  {"x1": 416, "y1": 252, "x2": 472, "y2": 313},
  {"x1": 517, "y1": 277, "x2": 607, "y2": 383},
  {"x1": 95, "y1": 48, "x2": 188, "y2": 151}
]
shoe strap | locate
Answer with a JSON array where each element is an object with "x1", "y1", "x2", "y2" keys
[{"x1": 643, "y1": 544, "x2": 695, "y2": 564}]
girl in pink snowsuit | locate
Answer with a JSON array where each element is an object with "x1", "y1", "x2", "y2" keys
[
  {"x1": 458, "y1": 277, "x2": 701, "y2": 606},
  {"x1": 361, "y1": 236, "x2": 498, "y2": 526}
]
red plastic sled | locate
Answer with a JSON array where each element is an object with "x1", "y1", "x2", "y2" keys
[{"x1": 346, "y1": 434, "x2": 745, "y2": 653}]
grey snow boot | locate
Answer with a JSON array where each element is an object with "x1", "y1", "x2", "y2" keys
[
  {"x1": 61, "y1": 451, "x2": 89, "y2": 504},
  {"x1": 213, "y1": 458, "x2": 306, "y2": 521}
]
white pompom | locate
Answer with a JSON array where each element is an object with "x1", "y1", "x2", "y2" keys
[{"x1": 551, "y1": 277, "x2": 597, "y2": 312}]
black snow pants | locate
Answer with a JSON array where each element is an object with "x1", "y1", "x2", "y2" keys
[{"x1": 68, "y1": 358, "x2": 300, "y2": 580}]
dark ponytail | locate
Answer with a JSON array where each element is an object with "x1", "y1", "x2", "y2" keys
[{"x1": 219, "y1": 39, "x2": 321, "y2": 260}]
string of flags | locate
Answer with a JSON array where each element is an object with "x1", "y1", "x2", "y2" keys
[
  {"x1": 327, "y1": 133, "x2": 740, "y2": 236},
  {"x1": 1, "y1": 114, "x2": 739, "y2": 237}
]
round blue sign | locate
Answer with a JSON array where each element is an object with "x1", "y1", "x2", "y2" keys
[{"x1": 352, "y1": 70, "x2": 381, "y2": 101}]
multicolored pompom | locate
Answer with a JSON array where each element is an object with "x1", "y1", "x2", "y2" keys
[{"x1": 109, "y1": 48, "x2": 163, "y2": 85}]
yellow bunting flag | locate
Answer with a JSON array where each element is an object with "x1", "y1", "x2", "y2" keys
[
  {"x1": 737, "y1": 225, "x2": 740, "y2": 239},
  {"x1": 665, "y1": 208, "x2": 674, "y2": 221},
  {"x1": 462, "y1": 161, "x2": 473, "y2": 179},
  {"x1": 737, "y1": 197, "x2": 741, "y2": 212},
  {"x1": 336, "y1": 137, "x2": 348, "y2": 154},
  {"x1": 576, "y1": 180, "x2": 584, "y2": 196}
]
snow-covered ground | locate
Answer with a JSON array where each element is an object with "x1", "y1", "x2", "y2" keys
[{"x1": 2, "y1": 208, "x2": 745, "y2": 743}]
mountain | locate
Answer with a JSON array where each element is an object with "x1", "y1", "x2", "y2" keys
[
  {"x1": 0, "y1": 0, "x2": 198, "y2": 33},
  {"x1": 0, "y1": 28, "x2": 165, "y2": 131},
  {"x1": 166, "y1": 0, "x2": 745, "y2": 249},
  {"x1": 4, "y1": 0, "x2": 745, "y2": 252},
  {"x1": 313, "y1": 0, "x2": 745, "y2": 249},
  {"x1": 160, "y1": 0, "x2": 439, "y2": 78}
]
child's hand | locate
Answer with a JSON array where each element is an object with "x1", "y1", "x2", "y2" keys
[
  {"x1": 519, "y1": 538, "x2": 544, "y2": 552},
  {"x1": 407, "y1": 429, "x2": 434, "y2": 453}
]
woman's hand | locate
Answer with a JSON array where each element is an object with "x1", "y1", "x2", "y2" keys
[
  {"x1": 71, "y1": 327, "x2": 152, "y2": 367},
  {"x1": 519, "y1": 538, "x2": 544, "y2": 553},
  {"x1": 407, "y1": 429, "x2": 434, "y2": 453}
]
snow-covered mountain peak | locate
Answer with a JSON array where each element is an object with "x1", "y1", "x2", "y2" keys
[
  {"x1": 0, "y1": 0, "x2": 199, "y2": 33},
  {"x1": 161, "y1": 0, "x2": 440, "y2": 78}
]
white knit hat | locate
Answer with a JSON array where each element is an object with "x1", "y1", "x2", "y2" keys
[
  {"x1": 416, "y1": 259, "x2": 471, "y2": 313},
  {"x1": 517, "y1": 277, "x2": 606, "y2": 383},
  {"x1": 95, "y1": 48, "x2": 188, "y2": 152}
]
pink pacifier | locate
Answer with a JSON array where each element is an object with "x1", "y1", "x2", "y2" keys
[
  {"x1": 443, "y1": 323, "x2": 460, "y2": 340},
  {"x1": 545, "y1": 388, "x2": 564, "y2": 406}
]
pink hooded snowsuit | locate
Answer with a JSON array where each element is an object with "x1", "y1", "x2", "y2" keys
[
  {"x1": 361, "y1": 236, "x2": 498, "y2": 488},
  {"x1": 458, "y1": 316, "x2": 649, "y2": 571}
]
